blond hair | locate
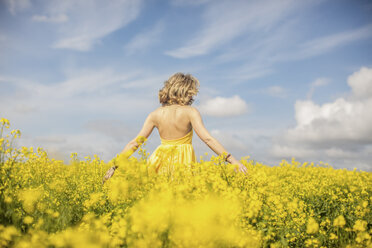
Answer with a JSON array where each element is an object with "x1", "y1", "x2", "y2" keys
[{"x1": 159, "y1": 72, "x2": 200, "y2": 106}]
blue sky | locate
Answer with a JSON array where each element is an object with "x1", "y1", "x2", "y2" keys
[{"x1": 1, "y1": 0, "x2": 372, "y2": 171}]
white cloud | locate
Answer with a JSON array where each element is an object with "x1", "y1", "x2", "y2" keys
[
  {"x1": 272, "y1": 23, "x2": 372, "y2": 62},
  {"x1": 83, "y1": 119, "x2": 136, "y2": 142},
  {"x1": 177, "y1": 2, "x2": 371, "y2": 85},
  {"x1": 290, "y1": 98, "x2": 372, "y2": 143},
  {"x1": 307, "y1": 78, "x2": 330, "y2": 99},
  {"x1": 32, "y1": 14, "x2": 68, "y2": 23},
  {"x1": 1, "y1": 67, "x2": 167, "y2": 101},
  {"x1": 170, "y1": 0, "x2": 212, "y2": 6},
  {"x1": 299, "y1": 23, "x2": 372, "y2": 57},
  {"x1": 120, "y1": 73, "x2": 170, "y2": 89},
  {"x1": 0, "y1": 68, "x2": 161, "y2": 128},
  {"x1": 165, "y1": 0, "x2": 313, "y2": 58},
  {"x1": 311, "y1": 78, "x2": 330, "y2": 87},
  {"x1": 0, "y1": 68, "x2": 142, "y2": 100},
  {"x1": 192, "y1": 125, "x2": 282, "y2": 164},
  {"x1": 271, "y1": 144, "x2": 317, "y2": 158},
  {"x1": 44, "y1": 68, "x2": 141, "y2": 98},
  {"x1": 4, "y1": 0, "x2": 31, "y2": 15},
  {"x1": 0, "y1": 68, "x2": 169, "y2": 162},
  {"x1": 225, "y1": 22, "x2": 372, "y2": 83},
  {"x1": 189, "y1": 127, "x2": 251, "y2": 160},
  {"x1": 30, "y1": 0, "x2": 143, "y2": 51},
  {"x1": 210, "y1": 129, "x2": 249, "y2": 152},
  {"x1": 17, "y1": 131, "x2": 124, "y2": 163},
  {"x1": 198, "y1": 95, "x2": 249, "y2": 117},
  {"x1": 265, "y1": 86, "x2": 287, "y2": 98},
  {"x1": 271, "y1": 66, "x2": 372, "y2": 171},
  {"x1": 124, "y1": 21, "x2": 165, "y2": 55},
  {"x1": 226, "y1": 64, "x2": 274, "y2": 83},
  {"x1": 348, "y1": 66, "x2": 372, "y2": 99},
  {"x1": 324, "y1": 147, "x2": 357, "y2": 159}
]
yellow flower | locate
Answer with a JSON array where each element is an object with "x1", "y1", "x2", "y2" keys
[
  {"x1": 2, "y1": 117, "x2": 372, "y2": 247},
  {"x1": 10, "y1": 129, "x2": 21, "y2": 138},
  {"x1": 353, "y1": 220, "x2": 367, "y2": 232},
  {"x1": 306, "y1": 217, "x2": 319, "y2": 234},
  {"x1": 1, "y1": 225, "x2": 20, "y2": 241},
  {"x1": 355, "y1": 231, "x2": 371, "y2": 243},
  {"x1": 329, "y1": 233, "x2": 338, "y2": 240},
  {"x1": 23, "y1": 216, "x2": 34, "y2": 224},
  {"x1": 136, "y1": 135, "x2": 146, "y2": 145},
  {"x1": 107, "y1": 178, "x2": 129, "y2": 204},
  {"x1": 0, "y1": 118, "x2": 10, "y2": 128},
  {"x1": 333, "y1": 215, "x2": 346, "y2": 227},
  {"x1": 4, "y1": 196, "x2": 12, "y2": 203},
  {"x1": 17, "y1": 188, "x2": 44, "y2": 214}
]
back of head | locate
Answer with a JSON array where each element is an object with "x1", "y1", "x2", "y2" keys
[{"x1": 159, "y1": 72, "x2": 200, "y2": 106}]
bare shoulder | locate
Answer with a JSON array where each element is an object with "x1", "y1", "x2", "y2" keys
[
  {"x1": 186, "y1": 105, "x2": 200, "y2": 114},
  {"x1": 183, "y1": 105, "x2": 201, "y2": 119},
  {"x1": 147, "y1": 107, "x2": 162, "y2": 120},
  {"x1": 151, "y1": 107, "x2": 162, "y2": 115}
]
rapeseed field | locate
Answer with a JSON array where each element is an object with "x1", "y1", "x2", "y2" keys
[{"x1": 0, "y1": 118, "x2": 371, "y2": 247}]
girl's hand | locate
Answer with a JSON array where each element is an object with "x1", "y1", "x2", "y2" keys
[
  {"x1": 229, "y1": 157, "x2": 248, "y2": 174},
  {"x1": 237, "y1": 163, "x2": 248, "y2": 174},
  {"x1": 102, "y1": 165, "x2": 117, "y2": 184}
]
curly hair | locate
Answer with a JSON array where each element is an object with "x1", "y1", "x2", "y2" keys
[{"x1": 159, "y1": 72, "x2": 200, "y2": 106}]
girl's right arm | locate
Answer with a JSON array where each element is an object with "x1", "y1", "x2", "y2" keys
[
  {"x1": 119, "y1": 111, "x2": 156, "y2": 159},
  {"x1": 188, "y1": 107, "x2": 248, "y2": 174}
]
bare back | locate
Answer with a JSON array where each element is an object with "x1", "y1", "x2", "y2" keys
[
  {"x1": 152, "y1": 105, "x2": 192, "y2": 140},
  {"x1": 125, "y1": 103, "x2": 246, "y2": 171}
]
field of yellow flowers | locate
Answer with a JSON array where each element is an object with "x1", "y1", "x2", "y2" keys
[{"x1": 0, "y1": 118, "x2": 371, "y2": 248}]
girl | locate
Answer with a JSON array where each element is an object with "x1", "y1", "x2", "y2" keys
[{"x1": 103, "y1": 73, "x2": 247, "y2": 183}]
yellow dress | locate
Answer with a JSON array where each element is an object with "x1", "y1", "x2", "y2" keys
[{"x1": 147, "y1": 129, "x2": 196, "y2": 173}]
